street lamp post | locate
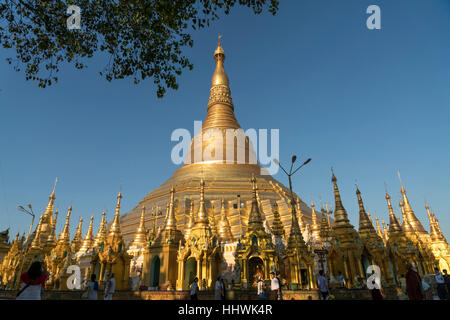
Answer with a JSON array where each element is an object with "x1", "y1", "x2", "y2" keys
[
  {"x1": 14, "y1": 204, "x2": 35, "y2": 288},
  {"x1": 274, "y1": 156, "x2": 311, "y2": 206}
]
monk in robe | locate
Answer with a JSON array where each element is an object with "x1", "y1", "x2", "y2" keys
[{"x1": 405, "y1": 263, "x2": 424, "y2": 300}]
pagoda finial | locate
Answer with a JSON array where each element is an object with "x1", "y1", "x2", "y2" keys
[
  {"x1": 204, "y1": 36, "x2": 239, "y2": 130},
  {"x1": 218, "y1": 198, "x2": 234, "y2": 243},
  {"x1": 109, "y1": 192, "x2": 123, "y2": 235},
  {"x1": 356, "y1": 187, "x2": 379, "y2": 243},
  {"x1": 164, "y1": 187, "x2": 177, "y2": 230},
  {"x1": 185, "y1": 201, "x2": 196, "y2": 240},
  {"x1": 196, "y1": 180, "x2": 209, "y2": 224},
  {"x1": 331, "y1": 171, "x2": 351, "y2": 227},
  {"x1": 94, "y1": 211, "x2": 108, "y2": 247},
  {"x1": 271, "y1": 202, "x2": 285, "y2": 237},
  {"x1": 58, "y1": 206, "x2": 72, "y2": 245},
  {"x1": 310, "y1": 201, "x2": 321, "y2": 241},
  {"x1": 248, "y1": 175, "x2": 264, "y2": 228},
  {"x1": 132, "y1": 206, "x2": 147, "y2": 248},
  {"x1": 79, "y1": 216, "x2": 94, "y2": 253},
  {"x1": 398, "y1": 176, "x2": 426, "y2": 234},
  {"x1": 385, "y1": 193, "x2": 402, "y2": 234}
]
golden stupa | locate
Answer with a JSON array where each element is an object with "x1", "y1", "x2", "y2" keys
[{"x1": 119, "y1": 37, "x2": 318, "y2": 244}]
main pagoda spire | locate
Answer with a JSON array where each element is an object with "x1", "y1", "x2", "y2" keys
[{"x1": 203, "y1": 35, "x2": 240, "y2": 131}]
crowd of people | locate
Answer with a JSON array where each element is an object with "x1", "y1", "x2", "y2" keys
[{"x1": 10, "y1": 260, "x2": 450, "y2": 300}]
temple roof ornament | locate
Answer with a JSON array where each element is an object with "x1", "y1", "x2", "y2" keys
[
  {"x1": 71, "y1": 217, "x2": 83, "y2": 253},
  {"x1": 398, "y1": 173, "x2": 427, "y2": 234},
  {"x1": 356, "y1": 187, "x2": 381, "y2": 246},
  {"x1": 310, "y1": 202, "x2": 321, "y2": 241},
  {"x1": 385, "y1": 193, "x2": 402, "y2": 234},
  {"x1": 184, "y1": 202, "x2": 195, "y2": 241},
  {"x1": 270, "y1": 202, "x2": 285, "y2": 237},
  {"x1": 94, "y1": 211, "x2": 107, "y2": 248},
  {"x1": 57, "y1": 206, "x2": 72, "y2": 247},
  {"x1": 218, "y1": 199, "x2": 234, "y2": 243},
  {"x1": 79, "y1": 216, "x2": 94, "y2": 253},
  {"x1": 131, "y1": 206, "x2": 147, "y2": 248},
  {"x1": 247, "y1": 174, "x2": 264, "y2": 229}
]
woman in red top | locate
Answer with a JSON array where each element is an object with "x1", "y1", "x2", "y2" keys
[{"x1": 16, "y1": 261, "x2": 48, "y2": 300}]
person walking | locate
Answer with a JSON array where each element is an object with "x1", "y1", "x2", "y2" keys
[
  {"x1": 16, "y1": 261, "x2": 48, "y2": 300},
  {"x1": 257, "y1": 276, "x2": 265, "y2": 299},
  {"x1": 405, "y1": 263, "x2": 424, "y2": 300},
  {"x1": 270, "y1": 272, "x2": 282, "y2": 300},
  {"x1": 317, "y1": 270, "x2": 330, "y2": 300},
  {"x1": 434, "y1": 268, "x2": 448, "y2": 300},
  {"x1": 220, "y1": 278, "x2": 226, "y2": 300},
  {"x1": 190, "y1": 277, "x2": 199, "y2": 300},
  {"x1": 214, "y1": 275, "x2": 223, "y2": 300},
  {"x1": 85, "y1": 274, "x2": 99, "y2": 300},
  {"x1": 104, "y1": 273, "x2": 115, "y2": 300}
]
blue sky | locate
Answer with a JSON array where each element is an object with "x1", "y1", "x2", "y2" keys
[{"x1": 0, "y1": 0, "x2": 449, "y2": 241}]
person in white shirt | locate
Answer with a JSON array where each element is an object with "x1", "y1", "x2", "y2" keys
[
  {"x1": 434, "y1": 268, "x2": 448, "y2": 300},
  {"x1": 317, "y1": 270, "x2": 330, "y2": 300},
  {"x1": 190, "y1": 277, "x2": 199, "y2": 300},
  {"x1": 104, "y1": 273, "x2": 116, "y2": 300},
  {"x1": 257, "y1": 276, "x2": 265, "y2": 299},
  {"x1": 270, "y1": 272, "x2": 281, "y2": 300},
  {"x1": 85, "y1": 274, "x2": 99, "y2": 300}
]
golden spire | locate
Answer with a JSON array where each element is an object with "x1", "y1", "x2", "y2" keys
[
  {"x1": 30, "y1": 215, "x2": 43, "y2": 249},
  {"x1": 94, "y1": 211, "x2": 107, "y2": 247},
  {"x1": 109, "y1": 191, "x2": 123, "y2": 236},
  {"x1": 287, "y1": 199, "x2": 306, "y2": 250},
  {"x1": 382, "y1": 220, "x2": 388, "y2": 240},
  {"x1": 385, "y1": 193, "x2": 402, "y2": 234},
  {"x1": 71, "y1": 217, "x2": 83, "y2": 253},
  {"x1": 132, "y1": 206, "x2": 147, "y2": 248},
  {"x1": 185, "y1": 202, "x2": 195, "y2": 240},
  {"x1": 57, "y1": 206, "x2": 72, "y2": 246},
  {"x1": 310, "y1": 202, "x2": 321, "y2": 241},
  {"x1": 271, "y1": 202, "x2": 285, "y2": 237},
  {"x1": 331, "y1": 171, "x2": 351, "y2": 227},
  {"x1": 209, "y1": 203, "x2": 218, "y2": 236},
  {"x1": 248, "y1": 174, "x2": 264, "y2": 229},
  {"x1": 375, "y1": 216, "x2": 383, "y2": 238},
  {"x1": 164, "y1": 187, "x2": 177, "y2": 230},
  {"x1": 399, "y1": 200, "x2": 413, "y2": 233},
  {"x1": 296, "y1": 201, "x2": 305, "y2": 233},
  {"x1": 367, "y1": 212, "x2": 373, "y2": 225},
  {"x1": 431, "y1": 211, "x2": 446, "y2": 240},
  {"x1": 43, "y1": 178, "x2": 57, "y2": 218},
  {"x1": 356, "y1": 187, "x2": 379, "y2": 242},
  {"x1": 427, "y1": 206, "x2": 446, "y2": 243},
  {"x1": 204, "y1": 36, "x2": 240, "y2": 130},
  {"x1": 218, "y1": 199, "x2": 234, "y2": 243},
  {"x1": 79, "y1": 216, "x2": 94, "y2": 253},
  {"x1": 46, "y1": 210, "x2": 58, "y2": 246},
  {"x1": 398, "y1": 174, "x2": 426, "y2": 233},
  {"x1": 196, "y1": 179, "x2": 209, "y2": 225}
]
